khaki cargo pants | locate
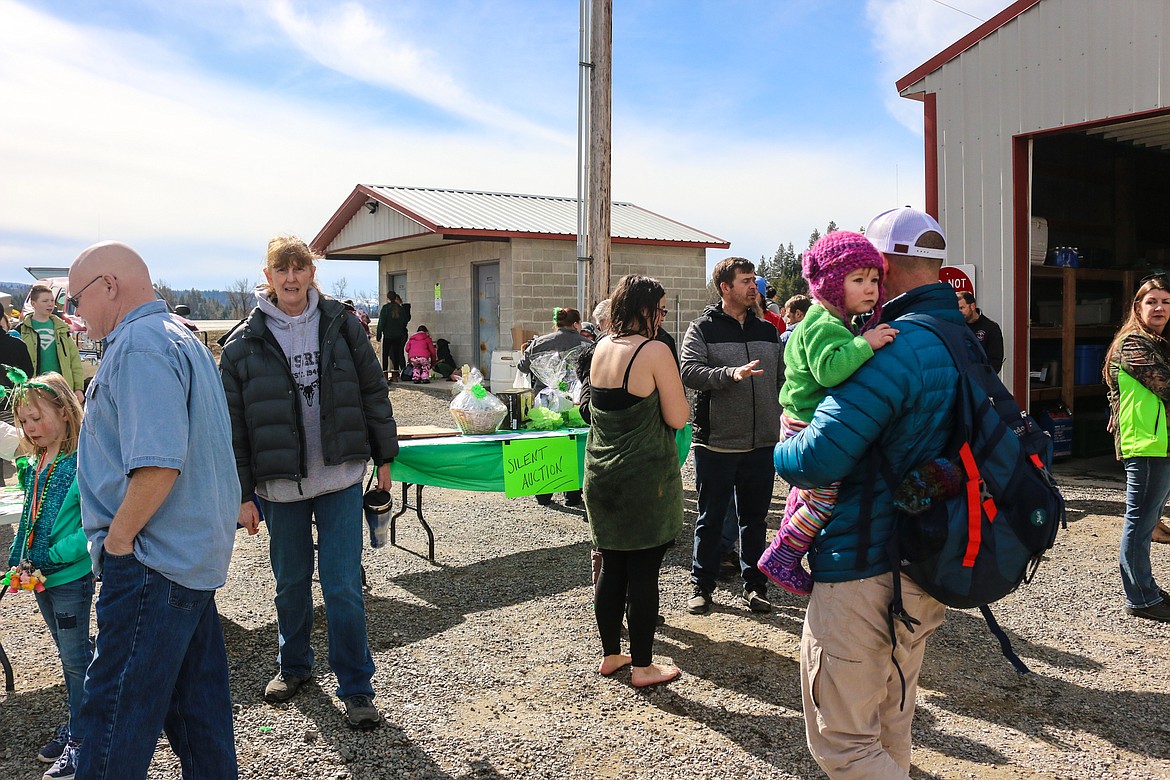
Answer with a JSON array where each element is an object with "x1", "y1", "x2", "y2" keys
[{"x1": 801, "y1": 573, "x2": 946, "y2": 779}]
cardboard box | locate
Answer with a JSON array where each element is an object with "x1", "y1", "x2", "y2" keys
[
  {"x1": 1035, "y1": 300, "x2": 1112, "y2": 326},
  {"x1": 511, "y1": 326, "x2": 539, "y2": 350},
  {"x1": 1075, "y1": 299, "x2": 1112, "y2": 326}
]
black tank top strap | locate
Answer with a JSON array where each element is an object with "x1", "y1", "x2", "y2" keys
[{"x1": 622, "y1": 338, "x2": 655, "y2": 391}]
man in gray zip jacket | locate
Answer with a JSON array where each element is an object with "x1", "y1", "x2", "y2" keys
[{"x1": 681, "y1": 257, "x2": 782, "y2": 615}]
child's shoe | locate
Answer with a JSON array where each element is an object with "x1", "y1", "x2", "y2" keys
[
  {"x1": 43, "y1": 740, "x2": 78, "y2": 779},
  {"x1": 772, "y1": 561, "x2": 814, "y2": 596},
  {"x1": 757, "y1": 532, "x2": 814, "y2": 595},
  {"x1": 37, "y1": 725, "x2": 69, "y2": 764}
]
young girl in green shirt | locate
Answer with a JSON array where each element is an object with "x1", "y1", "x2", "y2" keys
[
  {"x1": 759, "y1": 232, "x2": 897, "y2": 595},
  {"x1": 3, "y1": 370, "x2": 91, "y2": 775}
]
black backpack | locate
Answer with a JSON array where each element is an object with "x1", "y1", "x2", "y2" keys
[{"x1": 862, "y1": 313, "x2": 1065, "y2": 699}]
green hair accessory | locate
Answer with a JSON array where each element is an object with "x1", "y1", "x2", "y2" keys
[
  {"x1": 0, "y1": 365, "x2": 56, "y2": 407},
  {"x1": 553, "y1": 307, "x2": 562, "y2": 325}
]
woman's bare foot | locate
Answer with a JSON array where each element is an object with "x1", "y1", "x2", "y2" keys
[
  {"x1": 631, "y1": 663, "x2": 680, "y2": 688},
  {"x1": 599, "y1": 654, "x2": 632, "y2": 676}
]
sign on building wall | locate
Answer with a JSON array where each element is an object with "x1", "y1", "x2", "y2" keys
[
  {"x1": 940, "y1": 264, "x2": 976, "y2": 297},
  {"x1": 434, "y1": 282, "x2": 442, "y2": 312}
]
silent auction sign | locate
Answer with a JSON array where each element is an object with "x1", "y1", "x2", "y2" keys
[{"x1": 501, "y1": 435, "x2": 581, "y2": 498}]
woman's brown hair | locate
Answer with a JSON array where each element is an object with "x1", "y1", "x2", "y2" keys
[
  {"x1": 1104, "y1": 275, "x2": 1170, "y2": 382},
  {"x1": 261, "y1": 235, "x2": 321, "y2": 303}
]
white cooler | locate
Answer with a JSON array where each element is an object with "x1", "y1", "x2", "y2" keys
[{"x1": 490, "y1": 350, "x2": 523, "y2": 391}]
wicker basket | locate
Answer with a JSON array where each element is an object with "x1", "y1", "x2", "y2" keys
[{"x1": 450, "y1": 407, "x2": 506, "y2": 435}]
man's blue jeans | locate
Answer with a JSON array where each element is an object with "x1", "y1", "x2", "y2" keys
[
  {"x1": 76, "y1": 553, "x2": 236, "y2": 780},
  {"x1": 35, "y1": 573, "x2": 94, "y2": 740},
  {"x1": 1122, "y1": 457, "x2": 1170, "y2": 608},
  {"x1": 692, "y1": 446, "x2": 775, "y2": 593},
  {"x1": 259, "y1": 482, "x2": 375, "y2": 700}
]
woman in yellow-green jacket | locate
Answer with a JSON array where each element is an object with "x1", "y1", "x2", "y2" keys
[{"x1": 1105, "y1": 274, "x2": 1170, "y2": 622}]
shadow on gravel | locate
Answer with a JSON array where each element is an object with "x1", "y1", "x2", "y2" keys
[
  {"x1": 219, "y1": 607, "x2": 458, "y2": 780},
  {"x1": 657, "y1": 624, "x2": 802, "y2": 708},
  {"x1": 1065, "y1": 501, "x2": 1126, "y2": 524},
  {"x1": 255, "y1": 683, "x2": 456, "y2": 780},
  {"x1": 645, "y1": 623, "x2": 817, "y2": 775},
  {"x1": 387, "y1": 540, "x2": 593, "y2": 620},
  {"x1": 919, "y1": 609, "x2": 1169, "y2": 762},
  {"x1": 0, "y1": 684, "x2": 72, "y2": 780}
]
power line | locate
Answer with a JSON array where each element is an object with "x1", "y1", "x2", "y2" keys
[{"x1": 927, "y1": 0, "x2": 987, "y2": 23}]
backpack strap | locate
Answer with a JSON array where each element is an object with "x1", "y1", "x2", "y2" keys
[
  {"x1": 865, "y1": 447, "x2": 923, "y2": 711},
  {"x1": 979, "y1": 605, "x2": 1031, "y2": 675}
]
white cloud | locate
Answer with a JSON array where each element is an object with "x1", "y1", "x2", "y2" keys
[
  {"x1": 0, "y1": 0, "x2": 935, "y2": 293},
  {"x1": 612, "y1": 122, "x2": 926, "y2": 269},
  {"x1": 0, "y1": 0, "x2": 575, "y2": 287},
  {"x1": 866, "y1": 0, "x2": 1015, "y2": 132},
  {"x1": 264, "y1": 0, "x2": 572, "y2": 147}
]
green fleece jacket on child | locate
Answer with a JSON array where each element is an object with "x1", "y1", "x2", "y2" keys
[
  {"x1": 8, "y1": 454, "x2": 90, "y2": 588},
  {"x1": 779, "y1": 303, "x2": 874, "y2": 423}
]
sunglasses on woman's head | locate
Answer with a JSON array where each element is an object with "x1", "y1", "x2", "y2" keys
[{"x1": 1140, "y1": 270, "x2": 1169, "y2": 285}]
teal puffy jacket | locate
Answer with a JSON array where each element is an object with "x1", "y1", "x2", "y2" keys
[{"x1": 774, "y1": 283, "x2": 963, "y2": 582}]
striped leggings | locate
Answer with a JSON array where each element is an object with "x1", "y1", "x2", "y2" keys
[{"x1": 779, "y1": 415, "x2": 839, "y2": 552}]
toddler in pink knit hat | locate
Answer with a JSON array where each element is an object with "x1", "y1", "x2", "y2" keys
[{"x1": 759, "y1": 231, "x2": 898, "y2": 595}]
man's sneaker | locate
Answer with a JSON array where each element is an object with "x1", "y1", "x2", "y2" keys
[
  {"x1": 1126, "y1": 600, "x2": 1170, "y2": 623},
  {"x1": 687, "y1": 587, "x2": 712, "y2": 615},
  {"x1": 264, "y1": 672, "x2": 311, "y2": 703},
  {"x1": 742, "y1": 587, "x2": 772, "y2": 613},
  {"x1": 37, "y1": 725, "x2": 70, "y2": 763},
  {"x1": 43, "y1": 741, "x2": 78, "y2": 779},
  {"x1": 343, "y1": 695, "x2": 383, "y2": 730}
]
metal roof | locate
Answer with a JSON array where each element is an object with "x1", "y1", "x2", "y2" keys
[{"x1": 312, "y1": 184, "x2": 729, "y2": 256}]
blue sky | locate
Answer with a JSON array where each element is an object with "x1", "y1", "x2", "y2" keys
[{"x1": 0, "y1": 0, "x2": 1009, "y2": 296}]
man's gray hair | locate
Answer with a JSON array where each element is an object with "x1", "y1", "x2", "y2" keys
[{"x1": 592, "y1": 299, "x2": 611, "y2": 332}]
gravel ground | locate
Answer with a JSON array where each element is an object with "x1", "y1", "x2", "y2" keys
[{"x1": 2, "y1": 382, "x2": 1169, "y2": 779}]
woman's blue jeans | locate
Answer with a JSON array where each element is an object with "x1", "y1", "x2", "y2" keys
[
  {"x1": 259, "y1": 482, "x2": 375, "y2": 700},
  {"x1": 1122, "y1": 457, "x2": 1170, "y2": 608},
  {"x1": 34, "y1": 573, "x2": 94, "y2": 738}
]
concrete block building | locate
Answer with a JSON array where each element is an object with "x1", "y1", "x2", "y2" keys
[{"x1": 312, "y1": 185, "x2": 729, "y2": 377}]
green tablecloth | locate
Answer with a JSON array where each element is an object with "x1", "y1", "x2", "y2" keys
[{"x1": 392, "y1": 424, "x2": 692, "y2": 493}]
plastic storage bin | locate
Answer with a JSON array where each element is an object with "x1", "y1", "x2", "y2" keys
[{"x1": 1074, "y1": 344, "x2": 1107, "y2": 385}]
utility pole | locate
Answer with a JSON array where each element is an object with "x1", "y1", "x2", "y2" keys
[
  {"x1": 575, "y1": 0, "x2": 591, "y2": 315},
  {"x1": 588, "y1": 0, "x2": 612, "y2": 312}
]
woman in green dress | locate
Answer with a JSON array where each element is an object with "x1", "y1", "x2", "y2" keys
[{"x1": 583, "y1": 275, "x2": 689, "y2": 687}]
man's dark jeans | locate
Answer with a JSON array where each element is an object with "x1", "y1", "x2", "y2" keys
[
  {"x1": 76, "y1": 553, "x2": 237, "y2": 780},
  {"x1": 691, "y1": 446, "x2": 775, "y2": 594}
]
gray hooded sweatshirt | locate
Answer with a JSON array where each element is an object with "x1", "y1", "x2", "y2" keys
[{"x1": 254, "y1": 288, "x2": 365, "y2": 502}]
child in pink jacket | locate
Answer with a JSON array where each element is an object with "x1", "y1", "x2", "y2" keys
[{"x1": 405, "y1": 325, "x2": 438, "y2": 383}]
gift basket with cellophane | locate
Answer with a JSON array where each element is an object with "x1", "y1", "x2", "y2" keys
[
  {"x1": 449, "y1": 366, "x2": 507, "y2": 434},
  {"x1": 526, "y1": 345, "x2": 589, "y2": 429}
]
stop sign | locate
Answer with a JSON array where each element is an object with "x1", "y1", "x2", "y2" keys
[{"x1": 939, "y1": 264, "x2": 975, "y2": 297}]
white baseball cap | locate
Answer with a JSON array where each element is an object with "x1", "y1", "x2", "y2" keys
[{"x1": 865, "y1": 206, "x2": 947, "y2": 261}]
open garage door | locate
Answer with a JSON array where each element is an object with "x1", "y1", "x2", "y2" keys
[{"x1": 1026, "y1": 112, "x2": 1170, "y2": 457}]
